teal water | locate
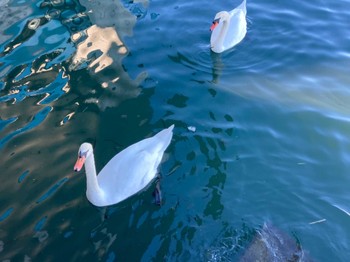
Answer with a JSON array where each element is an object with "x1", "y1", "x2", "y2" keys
[{"x1": 1, "y1": 0, "x2": 350, "y2": 261}]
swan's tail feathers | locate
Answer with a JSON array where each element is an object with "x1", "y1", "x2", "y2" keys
[
  {"x1": 154, "y1": 124, "x2": 174, "y2": 151},
  {"x1": 238, "y1": 0, "x2": 247, "y2": 15}
]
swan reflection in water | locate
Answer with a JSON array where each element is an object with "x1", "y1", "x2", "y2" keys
[{"x1": 210, "y1": 51, "x2": 225, "y2": 84}]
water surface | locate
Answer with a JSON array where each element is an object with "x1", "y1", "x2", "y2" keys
[{"x1": 0, "y1": 0, "x2": 350, "y2": 261}]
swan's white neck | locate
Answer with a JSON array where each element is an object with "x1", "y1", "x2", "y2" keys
[
  {"x1": 213, "y1": 12, "x2": 230, "y2": 51},
  {"x1": 84, "y1": 152, "x2": 104, "y2": 202}
]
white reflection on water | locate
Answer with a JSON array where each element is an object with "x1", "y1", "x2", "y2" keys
[
  {"x1": 0, "y1": 1, "x2": 150, "y2": 260},
  {"x1": 68, "y1": 0, "x2": 149, "y2": 111},
  {"x1": 71, "y1": 25, "x2": 128, "y2": 73},
  {"x1": 215, "y1": 63, "x2": 350, "y2": 118},
  {"x1": 0, "y1": 0, "x2": 33, "y2": 44},
  {"x1": 0, "y1": 0, "x2": 149, "y2": 149}
]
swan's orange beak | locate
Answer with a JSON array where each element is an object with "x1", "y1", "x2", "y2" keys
[
  {"x1": 74, "y1": 156, "x2": 85, "y2": 172},
  {"x1": 210, "y1": 19, "x2": 219, "y2": 31}
]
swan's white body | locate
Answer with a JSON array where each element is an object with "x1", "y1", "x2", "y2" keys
[
  {"x1": 74, "y1": 125, "x2": 174, "y2": 207},
  {"x1": 210, "y1": 0, "x2": 247, "y2": 53}
]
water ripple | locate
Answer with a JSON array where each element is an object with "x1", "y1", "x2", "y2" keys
[
  {"x1": 36, "y1": 177, "x2": 69, "y2": 204},
  {"x1": 18, "y1": 170, "x2": 30, "y2": 183},
  {"x1": 0, "y1": 0, "x2": 349, "y2": 261},
  {"x1": 34, "y1": 216, "x2": 47, "y2": 232},
  {"x1": 0, "y1": 207, "x2": 14, "y2": 222},
  {"x1": 0, "y1": 116, "x2": 17, "y2": 131},
  {"x1": 0, "y1": 106, "x2": 52, "y2": 149}
]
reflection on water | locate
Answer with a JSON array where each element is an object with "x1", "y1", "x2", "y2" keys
[
  {"x1": 1, "y1": 0, "x2": 350, "y2": 260},
  {"x1": 0, "y1": 106, "x2": 52, "y2": 149},
  {"x1": 210, "y1": 52, "x2": 224, "y2": 84},
  {"x1": 0, "y1": 0, "x2": 33, "y2": 44},
  {"x1": 36, "y1": 177, "x2": 69, "y2": 204},
  {"x1": 0, "y1": 0, "x2": 148, "y2": 147},
  {"x1": 0, "y1": 0, "x2": 150, "y2": 260},
  {"x1": 71, "y1": 25, "x2": 128, "y2": 73},
  {"x1": 70, "y1": 0, "x2": 148, "y2": 110},
  {"x1": 70, "y1": 23, "x2": 147, "y2": 110},
  {"x1": 0, "y1": 207, "x2": 14, "y2": 222}
]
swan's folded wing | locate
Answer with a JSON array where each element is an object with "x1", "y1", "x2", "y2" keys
[
  {"x1": 97, "y1": 148, "x2": 163, "y2": 204},
  {"x1": 225, "y1": 11, "x2": 247, "y2": 48}
]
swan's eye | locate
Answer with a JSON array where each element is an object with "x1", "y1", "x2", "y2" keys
[
  {"x1": 213, "y1": 18, "x2": 220, "y2": 24},
  {"x1": 210, "y1": 19, "x2": 220, "y2": 31},
  {"x1": 79, "y1": 150, "x2": 88, "y2": 158}
]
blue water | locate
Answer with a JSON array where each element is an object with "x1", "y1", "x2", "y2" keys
[{"x1": 1, "y1": 0, "x2": 350, "y2": 261}]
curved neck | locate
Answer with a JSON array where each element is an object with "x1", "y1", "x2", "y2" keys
[
  {"x1": 214, "y1": 15, "x2": 230, "y2": 49},
  {"x1": 84, "y1": 152, "x2": 103, "y2": 197}
]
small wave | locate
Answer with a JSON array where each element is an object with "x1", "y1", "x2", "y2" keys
[
  {"x1": 0, "y1": 207, "x2": 14, "y2": 222},
  {"x1": 0, "y1": 106, "x2": 52, "y2": 149},
  {"x1": 36, "y1": 177, "x2": 69, "y2": 204},
  {"x1": 18, "y1": 170, "x2": 30, "y2": 183},
  {"x1": 34, "y1": 216, "x2": 48, "y2": 232}
]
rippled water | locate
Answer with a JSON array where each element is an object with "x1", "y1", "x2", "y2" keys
[{"x1": 1, "y1": 0, "x2": 350, "y2": 261}]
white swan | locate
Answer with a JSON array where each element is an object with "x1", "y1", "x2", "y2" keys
[
  {"x1": 210, "y1": 0, "x2": 247, "y2": 53},
  {"x1": 74, "y1": 125, "x2": 174, "y2": 207}
]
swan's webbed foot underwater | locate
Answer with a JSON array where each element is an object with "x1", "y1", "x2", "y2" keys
[{"x1": 153, "y1": 173, "x2": 162, "y2": 206}]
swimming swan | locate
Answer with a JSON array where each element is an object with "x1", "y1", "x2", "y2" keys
[
  {"x1": 210, "y1": 0, "x2": 247, "y2": 53},
  {"x1": 74, "y1": 125, "x2": 174, "y2": 207}
]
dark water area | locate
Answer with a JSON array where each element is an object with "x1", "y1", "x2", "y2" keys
[{"x1": 0, "y1": 0, "x2": 350, "y2": 261}]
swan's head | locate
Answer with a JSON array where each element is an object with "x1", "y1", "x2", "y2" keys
[
  {"x1": 74, "y1": 143, "x2": 93, "y2": 172},
  {"x1": 210, "y1": 11, "x2": 230, "y2": 31}
]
